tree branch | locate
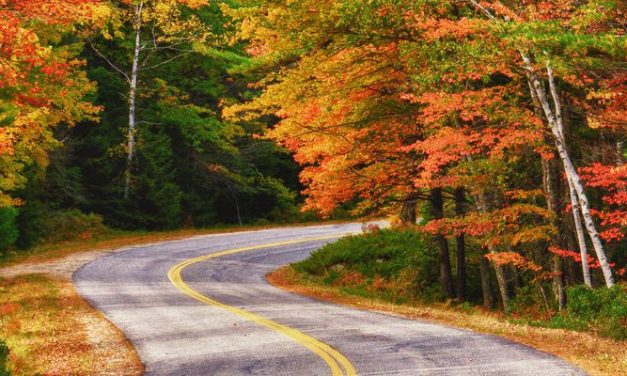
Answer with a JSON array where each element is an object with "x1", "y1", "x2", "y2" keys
[
  {"x1": 89, "y1": 40, "x2": 130, "y2": 83},
  {"x1": 139, "y1": 52, "x2": 191, "y2": 71}
]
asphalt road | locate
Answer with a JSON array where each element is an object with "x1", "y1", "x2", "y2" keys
[{"x1": 74, "y1": 223, "x2": 585, "y2": 376}]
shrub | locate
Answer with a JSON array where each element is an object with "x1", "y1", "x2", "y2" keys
[
  {"x1": 0, "y1": 340, "x2": 10, "y2": 376},
  {"x1": 0, "y1": 207, "x2": 18, "y2": 253},
  {"x1": 562, "y1": 284, "x2": 627, "y2": 340},
  {"x1": 40, "y1": 209, "x2": 108, "y2": 243},
  {"x1": 15, "y1": 200, "x2": 45, "y2": 248},
  {"x1": 295, "y1": 229, "x2": 441, "y2": 301}
]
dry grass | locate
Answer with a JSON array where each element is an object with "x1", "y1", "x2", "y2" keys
[
  {"x1": 0, "y1": 221, "x2": 350, "y2": 269},
  {"x1": 268, "y1": 265, "x2": 627, "y2": 376},
  {"x1": 0, "y1": 274, "x2": 143, "y2": 376}
]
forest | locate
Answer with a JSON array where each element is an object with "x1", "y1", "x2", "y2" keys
[{"x1": 1, "y1": 0, "x2": 626, "y2": 317}]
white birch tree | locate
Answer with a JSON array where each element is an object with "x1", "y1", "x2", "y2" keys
[{"x1": 90, "y1": 0, "x2": 215, "y2": 198}]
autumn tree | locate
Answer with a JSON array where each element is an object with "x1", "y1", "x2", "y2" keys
[
  {"x1": 0, "y1": 0, "x2": 103, "y2": 206},
  {"x1": 226, "y1": 0, "x2": 625, "y2": 309},
  {"x1": 465, "y1": 0, "x2": 624, "y2": 288}
]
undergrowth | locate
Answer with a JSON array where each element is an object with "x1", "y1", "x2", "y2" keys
[
  {"x1": 295, "y1": 229, "x2": 627, "y2": 340},
  {"x1": 295, "y1": 229, "x2": 442, "y2": 303}
]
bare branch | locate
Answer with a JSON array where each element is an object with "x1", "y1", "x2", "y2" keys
[
  {"x1": 466, "y1": 0, "x2": 498, "y2": 20},
  {"x1": 89, "y1": 40, "x2": 130, "y2": 83},
  {"x1": 139, "y1": 52, "x2": 191, "y2": 71}
]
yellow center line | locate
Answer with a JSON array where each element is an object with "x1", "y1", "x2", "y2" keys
[{"x1": 167, "y1": 235, "x2": 358, "y2": 376}]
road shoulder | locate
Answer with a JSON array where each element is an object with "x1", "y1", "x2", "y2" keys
[{"x1": 0, "y1": 244, "x2": 145, "y2": 375}]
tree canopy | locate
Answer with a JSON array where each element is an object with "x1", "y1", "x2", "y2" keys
[{"x1": 0, "y1": 0, "x2": 625, "y2": 310}]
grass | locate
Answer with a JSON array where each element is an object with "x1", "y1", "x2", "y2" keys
[
  {"x1": 268, "y1": 265, "x2": 627, "y2": 376},
  {"x1": 0, "y1": 274, "x2": 142, "y2": 375}
]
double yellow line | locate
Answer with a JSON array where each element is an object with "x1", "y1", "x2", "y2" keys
[{"x1": 167, "y1": 235, "x2": 357, "y2": 376}]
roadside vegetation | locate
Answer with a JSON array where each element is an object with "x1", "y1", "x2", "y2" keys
[
  {"x1": 268, "y1": 229, "x2": 627, "y2": 375},
  {"x1": 0, "y1": 218, "x2": 346, "y2": 269},
  {"x1": 0, "y1": 274, "x2": 142, "y2": 376},
  {"x1": 292, "y1": 229, "x2": 627, "y2": 340}
]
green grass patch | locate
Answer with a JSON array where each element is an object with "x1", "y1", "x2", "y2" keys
[
  {"x1": 294, "y1": 229, "x2": 442, "y2": 302},
  {"x1": 516, "y1": 285, "x2": 627, "y2": 340}
]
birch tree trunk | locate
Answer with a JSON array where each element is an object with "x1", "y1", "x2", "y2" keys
[
  {"x1": 466, "y1": 0, "x2": 614, "y2": 287},
  {"x1": 567, "y1": 179, "x2": 592, "y2": 287},
  {"x1": 124, "y1": 2, "x2": 144, "y2": 199},
  {"x1": 522, "y1": 54, "x2": 615, "y2": 287}
]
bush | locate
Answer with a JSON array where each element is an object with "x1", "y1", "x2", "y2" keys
[
  {"x1": 40, "y1": 209, "x2": 108, "y2": 243},
  {"x1": 295, "y1": 229, "x2": 441, "y2": 302},
  {"x1": 0, "y1": 207, "x2": 18, "y2": 253},
  {"x1": 561, "y1": 284, "x2": 627, "y2": 340},
  {"x1": 0, "y1": 340, "x2": 10, "y2": 376},
  {"x1": 15, "y1": 200, "x2": 45, "y2": 248}
]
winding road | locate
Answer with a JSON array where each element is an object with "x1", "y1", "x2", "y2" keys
[{"x1": 74, "y1": 223, "x2": 585, "y2": 375}]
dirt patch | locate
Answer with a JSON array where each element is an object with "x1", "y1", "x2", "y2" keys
[
  {"x1": 0, "y1": 247, "x2": 132, "y2": 280},
  {"x1": 267, "y1": 265, "x2": 627, "y2": 376},
  {"x1": 79, "y1": 312, "x2": 143, "y2": 376}
]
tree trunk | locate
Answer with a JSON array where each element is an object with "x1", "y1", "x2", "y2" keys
[
  {"x1": 493, "y1": 262, "x2": 510, "y2": 310},
  {"x1": 542, "y1": 158, "x2": 566, "y2": 310},
  {"x1": 429, "y1": 188, "x2": 455, "y2": 299},
  {"x1": 523, "y1": 55, "x2": 614, "y2": 287},
  {"x1": 454, "y1": 187, "x2": 466, "y2": 301},
  {"x1": 123, "y1": 2, "x2": 144, "y2": 199},
  {"x1": 400, "y1": 197, "x2": 417, "y2": 225},
  {"x1": 528, "y1": 73, "x2": 591, "y2": 290},
  {"x1": 568, "y1": 180, "x2": 592, "y2": 287},
  {"x1": 469, "y1": 190, "x2": 511, "y2": 310},
  {"x1": 479, "y1": 254, "x2": 493, "y2": 309}
]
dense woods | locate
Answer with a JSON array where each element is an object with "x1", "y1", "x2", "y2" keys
[
  {"x1": 1, "y1": 0, "x2": 626, "y2": 316},
  {"x1": 1, "y1": 0, "x2": 304, "y2": 249}
]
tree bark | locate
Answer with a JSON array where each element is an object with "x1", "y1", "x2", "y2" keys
[
  {"x1": 400, "y1": 196, "x2": 417, "y2": 225},
  {"x1": 479, "y1": 254, "x2": 493, "y2": 309},
  {"x1": 568, "y1": 180, "x2": 592, "y2": 287},
  {"x1": 454, "y1": 187, "x2": 466, "y2": 301},
  {"x1": 493, "y1": 262, "x2": 510, "y2": 310},
  {"x1": 429, "y1": 188, "x2": 455, "y2": 298},
  {"x1": 542, "y1": 158, "x2": 566, "y2": 310},
  {"x1": 124, "y1": 2, "x2": 144, "y2": 199}
]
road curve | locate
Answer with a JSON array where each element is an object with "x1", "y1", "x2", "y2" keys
[{"x1": 73, "y1": 223, "x2": 585, "y2": 376}]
